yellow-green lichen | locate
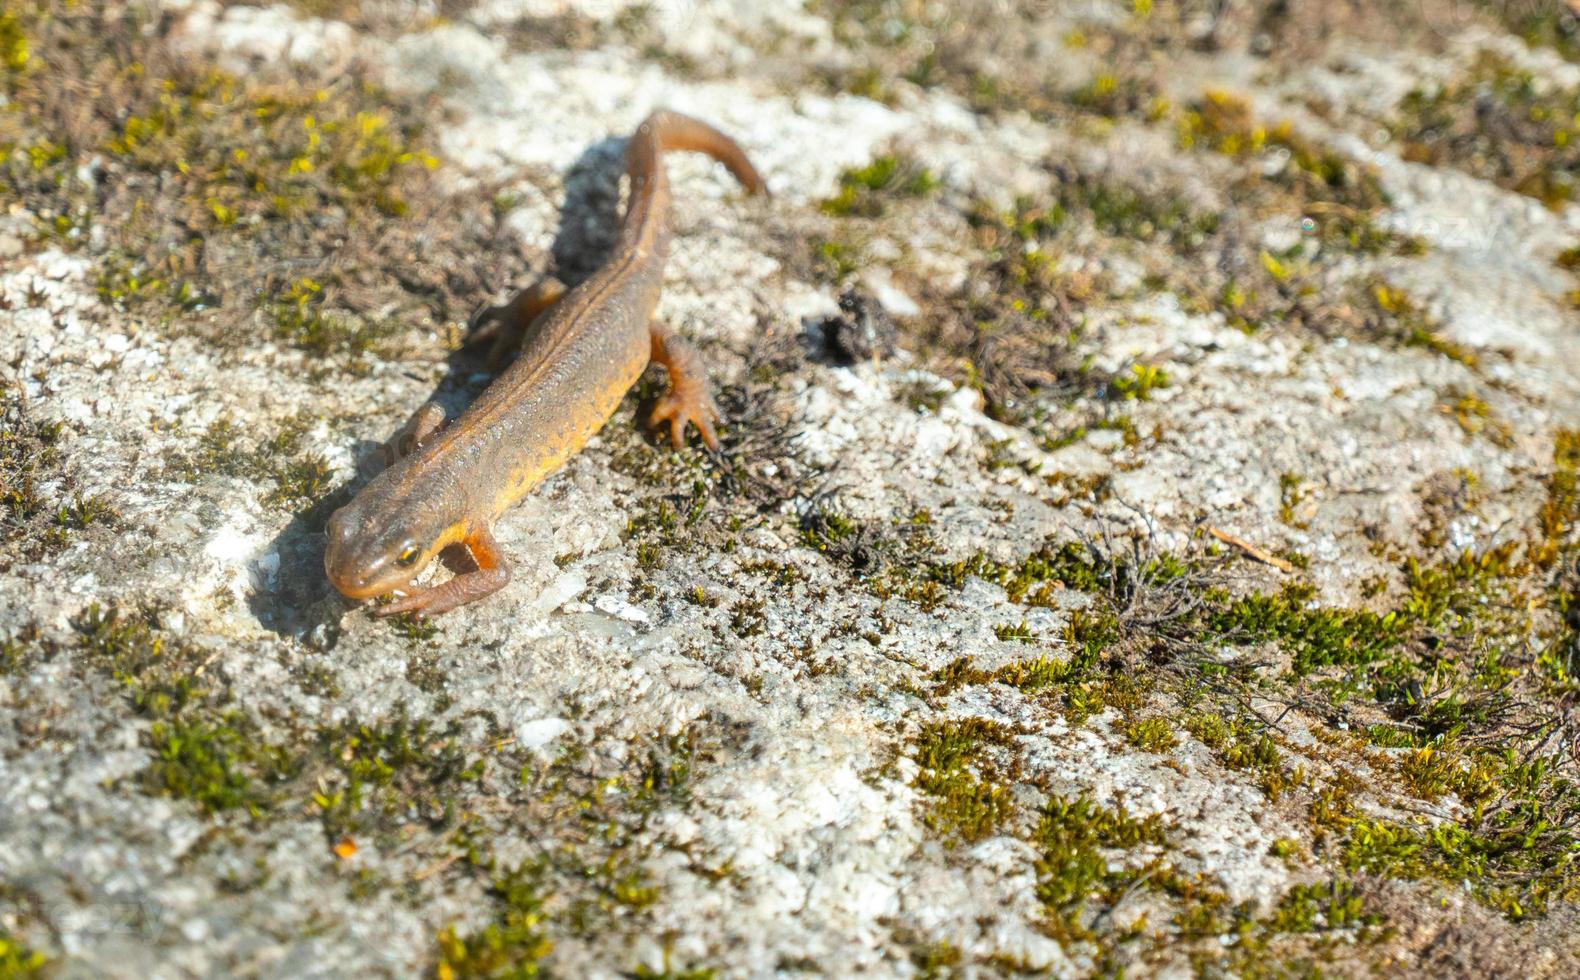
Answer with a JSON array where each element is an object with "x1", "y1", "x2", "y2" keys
[
  {"x1": 0, "y1": 932, "x2": 49, "y2": 977},
  {"x1": 0, "y1": 3, "x2": 504, "y2": 373}
]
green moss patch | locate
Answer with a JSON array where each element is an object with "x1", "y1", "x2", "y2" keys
[
  {"x1": 38, "y1": 596, "x2": 732, "y2": 971},
  {"x1": 1342, "y1": 781, "x2": 1580, "y2": 922},
  {"x1": 309, "y1": 719, "x2": 487, "y2": 842},
  {"x1": 1033, "y1": 792, "x2": 1168, "y2": 939},
  {"x1": 1166, "y1": 90, "x2": 1423, "y2": 333},
  {"x1": 0, "y1": 380, "x2": 121, "y2": 567},
  {"x1": 1, "y1": 379, "x2": 74, "y2": 564},
  {"x1": 911, "y1": 717, "x2": 1020, "y2": 844},
  {"x1": 1051, "y1": 174, "x2": 1221, "y2": 252},
  {"x1": 895, "y1": 176, "x2": 1208, "y2": 425},
  {"x1": 1206, "y1": 583, "x2": 1406, "y2": 675},
  {"x1": 880, "y1": 423, "x2": 1580, "y2": 924},
  {"x1": 820, "y1": 153, "x2": 939, "y2": 217},
  {"x1": 74, "y1": 604, "x2": 291, "y2": 814},
  {"x1": 1176, "y1": 875, "x2": 1390, "y2": 975},
  {"x1": 1068, "y1": 70, "x2": 1165, "y2": 121},
  {"x1": 1366, "y1": 282, "x2": 1481, "y2": 369},
  {"x1": 436, "y1": 860, "x2": 555, "y2": 978},
  {"x1": 1178, "y1": 90, "x2": 1387, "y2": 213},
  {"x1": 0, "y1": 931, "x2": 49, "y2": 978},
  {"x1": 163, "y1": 414, "x2": 339, "y2": 521},
  {"x1": 434, "y1": 729, "x2": 719, "y2": 977}
]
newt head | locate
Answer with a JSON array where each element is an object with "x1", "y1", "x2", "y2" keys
[{"x1": 324, "y1": 481, "x2": 461, "y2": 601}]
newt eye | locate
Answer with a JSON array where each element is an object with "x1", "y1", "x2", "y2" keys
[{"x1": 395, "y1": 546, "x2": 421, "y2": 568}]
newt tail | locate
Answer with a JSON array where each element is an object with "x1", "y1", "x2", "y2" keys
[{"x1": 324, "y1": 110, "x2": 768, "y2": 617}]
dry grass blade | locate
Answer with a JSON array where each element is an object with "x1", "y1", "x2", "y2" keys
[{"x1": 1209, "y1": 526, "x2": 1297, "y2": 573}]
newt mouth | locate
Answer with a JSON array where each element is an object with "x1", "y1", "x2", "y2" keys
[
  {"x1": 325, "y1": 560, "x2": 421, "y2": 602},
  {"x1": 327, "y1": 572, "x2": 388, "y2": 601}
]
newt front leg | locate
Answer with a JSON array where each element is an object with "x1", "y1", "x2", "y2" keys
[
  {"x1": 469, "y1": 276, "x2": 568, "y2": 370},
  {"x1": 381, "y1": 402, "x2": 446, "y2": 470},
  {"x1": 372, "y1": 523, "x2": 511, "y2": 618}
]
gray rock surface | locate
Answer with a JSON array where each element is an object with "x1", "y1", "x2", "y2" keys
[{"x1": 3, "y1": 1, "x2": 1580, "y2": 977}]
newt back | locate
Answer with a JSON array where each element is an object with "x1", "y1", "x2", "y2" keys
[{"x1": 324, "y1": 110, "x2": 768, "y2": 612}]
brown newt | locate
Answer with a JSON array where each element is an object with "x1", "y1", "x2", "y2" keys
[{"x1": 324, "y1": 110, "x2": 768, "y2": 617}]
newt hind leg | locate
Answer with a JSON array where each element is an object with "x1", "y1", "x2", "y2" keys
[
  {"x1": 469, "y1": 276, "x2": 568, "y2": 370},
  {"x1": 647, "y1": 323, "x2": 721, "y2": 450}
]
